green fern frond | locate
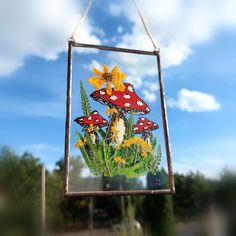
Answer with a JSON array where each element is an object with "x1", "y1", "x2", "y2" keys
[
  {"x1": 127, "y1": 112, "x2": 135, "y2": 139},
  {"x1": 152, "y1": 137, "x2": 158, "y2": 151},
  {"x1": 80, "y1": 80, "x2": 91, "y2": 116}
]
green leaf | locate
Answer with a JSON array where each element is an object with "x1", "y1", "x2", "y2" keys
[
  {"x1": 98, "y1": 128, "x2": 106, "y2": 139},
  {"x1": 80, "y1": 80, "x2": 91, "y2": 116},
  {"x1": 84, "y1": 132, "x2": 101, "y2": 175},
  {"x1": 157, "y1": 144, "x2": 161, "y2": 158},
  {"x1": 75, "y1": 131, "x2": 97, "y2": 174},
  {"x1": 79, "y1": 146, "x2": 96, "y2": 174},
  {"x1": 147, "y1": 145, "x2": 162, "y2": 175},
  {"x1": 118, "y1": 162, "x2": 147, "y2": 178},
  {"x1": 126, "y1": 113, "x2": 135, "y2": 139},
  {"x1": 75, "y1": 131, "x2": 81, "y2": 138}
]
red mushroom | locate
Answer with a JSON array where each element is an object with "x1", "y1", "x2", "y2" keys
[
  {"x1": 90, "y1": 83, "x2": 150, "y2": 145},
  {"x1": 134, "y1": 117, "x2": 159, "y2": 144},
  {"x1": 74, "y1": 110, "x2": 108, "y2": 143},
  {"x1": 90, "y1": 83, "x2": 150, "y2": 115}
]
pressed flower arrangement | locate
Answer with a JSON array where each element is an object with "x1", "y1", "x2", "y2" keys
[{"x1": 74, "y1": 65, "x2": 161, "y2": 178}]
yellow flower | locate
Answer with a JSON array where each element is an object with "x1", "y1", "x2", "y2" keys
[
  {"x1": 88, "y1": 65, "x2": 126, "y2": 95},
  {"x1": 105, "y1": 107, "x2": 118, "y2": 115},
  {"x1": 111, "y1": 120, "x2": 119, "y2": 139},
  {"x1": 122, "y1": 137, "x2": 153, "y2": 158},
  {"x1": 114, "y1": 156, "x2": 126, "y2": 165},
  {"x1": 141, "y1": 151, "x2": 147, "y2": 158},
  {"x1": 75, "y1": 138, "x2": 87, "y2": 148},
  {"x1": 75, "y1": 139, "x2": 84, "y2": 148}
]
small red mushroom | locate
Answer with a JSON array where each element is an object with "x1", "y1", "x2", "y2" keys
[
  {"x1": 74, "y1": 110, "x2": 108, "y2": 143},
  {"x1": 134, "y1": 117, "x2": 159, "y2": 144},
  {"x1": 74, "y1": 110, "x2": 108, "y2": 128},
  {"x1": 90, "y1": 83, "x2": 150, "y2": 115}
]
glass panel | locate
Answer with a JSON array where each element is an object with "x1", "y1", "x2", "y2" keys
[{"x1": 68, "y1": 47, "x2": 170, "y2": 193}]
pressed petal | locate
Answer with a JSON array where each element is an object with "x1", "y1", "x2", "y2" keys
[
  {"x1": 112, "y1": 76, "x2": 126, "y2": 91},
  {"x1": 88, "y1": 76, "x2": 104, "y2": 90},
  {"x1": 113, "y1": 80, "x2": 125, "y2": 91},
  {"x1": 112, "y1": 66, "x2": 120, "y2": 83},
  {"x1": 112, "y1": 71, "x2": 119, "y2": 82},
  {"x1": 111, "y1": 66, "x2": 118, "y2": 75},
  {"x1": 92, "y1": 68, "x2": 103, "y2": 76},
  {"x1": 119, "y1": 72, "x2": 126, "y2": 80},
  {"x1": 106, "y1": 81, "x2": 112, "y2": 95},
  {"x1": 103, "y1": 64, "x2": 109, "y2": 73},
  {"x1": 118, "y1": 82, "x2": 126, "y2": 91},
  {"x1": 112, "y1": 78, "x2": 119, "y2": 88}
]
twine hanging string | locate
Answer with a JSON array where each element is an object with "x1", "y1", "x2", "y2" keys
[
  {"x1": 71, "y1": 0, "x2": 94, "y2": 41},
  {"x1": 132, "y1": 0, "x2": 159, "y2": 51},
  {"x1": 70, "y1": 0, "x2": 159, "y2": 51}
]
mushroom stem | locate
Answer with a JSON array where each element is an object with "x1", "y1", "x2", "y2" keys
[
  {"x1": 83, "y1": 126, "x2": 99, "y2": 144},
  {"x1": 108, "y1": 109, "x2": 127, "y2": 146},
  {"x1": 142, "y1": 131, "x2": 153, "y2": 145},
  {"x1": 88, "y1": 130, "x2": 98, "y2": 144}
]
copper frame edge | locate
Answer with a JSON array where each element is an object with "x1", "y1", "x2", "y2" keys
[{"x1": 63, "y1": 40, "x2": 175, "y2": 197}]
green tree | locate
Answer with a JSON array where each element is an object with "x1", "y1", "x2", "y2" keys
[
  {"x1": 54, "y1": 157, "x2": 90, "y2": 229},
  {"x1": 173, "y1": 172, "x2": 213, "y2": 220},
  {"x1": 45, "y1": 165, "x2": 64, "y2": 229},
  {"x1": 214, "y1": 169, "x2": 236, "y2": 236},
  {"x1": 0, "y1": 147, "x2": 42, "y2": 236},
  {"x1": 143, "y1": 195, "x2": 175, "y2": 236},
  {"x1": 142, "y1": 170, "x2": 175, "y2": 236}
]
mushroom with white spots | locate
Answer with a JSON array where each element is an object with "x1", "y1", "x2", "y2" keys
[
  {"x1": 90, "y1": 83, "x2": 150, "y2": 145},
  {"x1": 74, "y1": 110, "x2": 108, "y2": 144},
  {"x1": 90, "y1": 83, "x2": 150, "y2": 115},
  {"x1": 134, "y1": 117, "x2": 159, "y2": 144}
]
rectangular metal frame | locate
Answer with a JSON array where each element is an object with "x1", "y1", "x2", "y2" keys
[{"x1": 63, "y1": 39, "x2": 175, "y2": 197}]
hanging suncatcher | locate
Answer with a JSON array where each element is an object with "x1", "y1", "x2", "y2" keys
[{"x1": 63, "y1": 0, "x2": 175, "y2": 196}]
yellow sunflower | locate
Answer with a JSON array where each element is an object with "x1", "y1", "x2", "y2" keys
[{"x1": 88, "y1": 65, "x2": 126, "y2": 95}]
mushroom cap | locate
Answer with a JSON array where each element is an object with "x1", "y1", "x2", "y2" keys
[
  {"x1": 74, "y1": 110, "x2": 108, "y2": 128},
  {"x1": 90, "y1": 83, "x2": 150, "y2": 115},
  {"x1": 134, "y1": 117, "x2": 159, "y2": 133}
]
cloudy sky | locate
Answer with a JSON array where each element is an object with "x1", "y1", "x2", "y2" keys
[{"x1": 0, "y1": 0, "x2": 236, "y2": 178}]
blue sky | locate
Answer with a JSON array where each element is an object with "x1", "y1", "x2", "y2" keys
[{"x1": 0, "y1": 0, "x2": 236, "y2": 178}]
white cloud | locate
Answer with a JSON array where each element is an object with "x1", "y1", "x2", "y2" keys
[
  {"x1": 107, "y1": 0, "x2": 236, "y2": 105},
  {"x1": 140, "y1": 81, "x2": 159, "y2": 103},
  {"x1": 117, "y1": 26, "x2": 124, "y2": 34},
  {"x1": 126, "y1": 75, "x2": 143, "y2": 88},
  {"x1": 109, "y1": 4, "x2": 124, "y2": 17},
  {"x1": 144, "y1": 82, "x2": 159, "y2": 91},
  {"x1": 108, "y1": 0, "x2": 236, "y2": 72},
  {"x1": 142, "y1": 90, "x2": 157, "y2": 103},
  {"x1": 0, "y1": 0, "x2": 101, "y2": 75},
  {"x1": 167, "y1": 89, "x2": 221, "y2": 112},
  {"x1": 83, "y1": 59, "x2": 103, "y2": 71}
]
